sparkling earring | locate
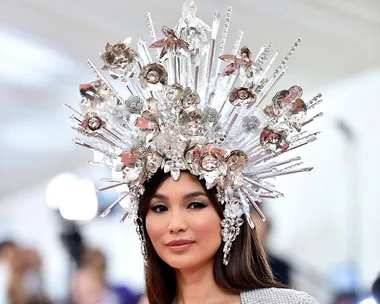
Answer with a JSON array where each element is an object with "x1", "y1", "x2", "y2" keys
[
  {"x1": 221, "y1": 201, "x2": 244, "y2": 265},
  {"x1": 134, "y1": 217, "x2": 148, "y2": 265}
]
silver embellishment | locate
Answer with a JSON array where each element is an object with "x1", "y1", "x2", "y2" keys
[
  {"x1": 67, "y1": 0, "x2": 324, "y2": 267},
  {"x1": 134, "y1": 217, "x2": 148, "y2": 265},
  {"x1": 221, "y1": 197, "x2": 244, "y2": 265}
]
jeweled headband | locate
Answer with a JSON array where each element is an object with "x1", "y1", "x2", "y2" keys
[{"x1": 66, "y1": 0, "x2": 323, "y2": 263}]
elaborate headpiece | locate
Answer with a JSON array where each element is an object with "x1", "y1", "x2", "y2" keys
[{"x1": 67, "y1": 0, "x2": 323, "y2": 265}]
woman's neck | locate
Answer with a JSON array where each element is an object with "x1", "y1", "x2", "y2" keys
[{"x1": 172, "y1": 260, "x2": 239, "y2": 304}]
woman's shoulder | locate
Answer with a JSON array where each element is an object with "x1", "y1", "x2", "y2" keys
[{"x1": 240, "y1": 287, "x2": 319, "y2": 304}]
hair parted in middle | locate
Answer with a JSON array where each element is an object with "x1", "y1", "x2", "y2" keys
[{"x1": 138, "y1": 169, "x2": 286, "y2": 304}]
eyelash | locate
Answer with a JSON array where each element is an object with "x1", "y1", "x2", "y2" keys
[
  {"x1": 150, "y1": 204, "x2": 167, "y2": 213},
  {"x1": 150, "y1": 202, "x2": 207, "y2": 213},
  {"x1": 188, "y1": 202, "x2": 207, "y2": 209}
]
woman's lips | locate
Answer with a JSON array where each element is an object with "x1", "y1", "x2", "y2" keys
[{"x1": 166, "y1": 239, "x2": 195, "y2": 253}]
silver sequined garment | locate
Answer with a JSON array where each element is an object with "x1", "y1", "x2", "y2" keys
[{"x1": 240, "y1": 288, "x2": 319, "y2": 303}]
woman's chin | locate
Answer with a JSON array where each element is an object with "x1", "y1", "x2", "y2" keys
[
  {"x1": 162, "y1": 251, "x2": 214, "y2": 271},
  {"x1": 164, "y1": 255, "x2": 198, "y2": 270}
]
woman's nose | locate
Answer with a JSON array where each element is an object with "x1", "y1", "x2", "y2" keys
[{"x1": 168, "y1": 210, "x2": 188, "y2": 233}]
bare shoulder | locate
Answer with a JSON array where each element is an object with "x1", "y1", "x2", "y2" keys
[{"x1": 240, "y1": 288, "x2": 319, "y2": 304}]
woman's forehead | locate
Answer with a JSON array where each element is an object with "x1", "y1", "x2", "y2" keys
[{"x1": 155, "y1": 172, "x2": 204, "y2": 195}]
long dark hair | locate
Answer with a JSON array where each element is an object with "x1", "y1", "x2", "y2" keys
[{"x1": 138, "y1": 170, "x2": 285, "y2": 304}]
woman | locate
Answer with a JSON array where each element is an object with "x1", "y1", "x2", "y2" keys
[
  {"x1": 68, "y1": 2, "x2": 324, "y2": 303},
  {"x1": 138, "y1": 170, "x2": 318, "y2": 304},
  {"x1": 372, "y1": 273, "x2": 380, "y2": 302},
  {"x1": 72, "y1": 248, "x2": 141, "y2": 304}
]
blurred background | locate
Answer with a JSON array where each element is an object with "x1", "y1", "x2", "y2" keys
[{"x1": 1, "y1": 0, "x2": 380, "y2": 303}]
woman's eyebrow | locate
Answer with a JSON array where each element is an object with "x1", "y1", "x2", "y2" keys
[
  {"x1": 152, "y1": 191, "x2": 207, "y2": 200},
  {"x1": 183, "y1": 191, "x2": 208, "y2": 200},
  {"x1": 151, "y1": 193, "x2": 167, "y2": 200}
]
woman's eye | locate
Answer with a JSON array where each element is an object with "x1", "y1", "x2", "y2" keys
[
  {"x1": 187, "y1": 202, "x2": 207, "y2": 209},
  {"x1": 150, "y1": 204, "x2": 168, "y2": 213}
]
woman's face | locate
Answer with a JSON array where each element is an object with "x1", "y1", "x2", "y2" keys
[{"x1": 145, "y1": 172, "x2": 222, "y2": 270}]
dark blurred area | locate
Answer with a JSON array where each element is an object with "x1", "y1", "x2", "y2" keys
[
  {"x1": 60, "y1": 219, "x2": 143, "y2": 304},
  {"x1": 0, "y1": 240, "x2": 51, "y2": 304},
  {"x1": 250, "y1": 203, "x2": 378, "y2": 304},
  {"x1": 0, "y1": 217, "x2": 144, "y2": 304}
]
